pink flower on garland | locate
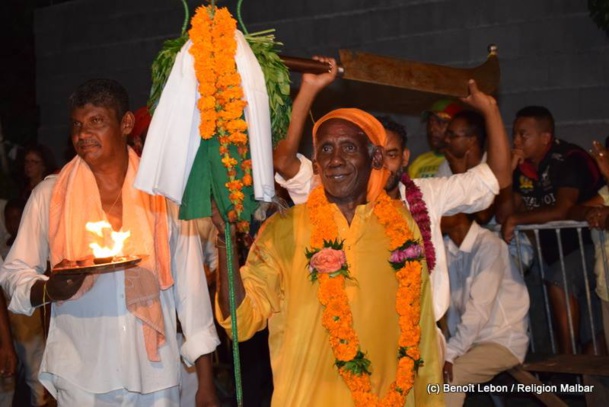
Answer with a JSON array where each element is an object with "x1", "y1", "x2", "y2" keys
[
  {"x1": 390, "y1": 243, "x2": 423, "y2": 264},
  {"x1": 310, "y1": 248, "x2": 347, "y2": 274}
]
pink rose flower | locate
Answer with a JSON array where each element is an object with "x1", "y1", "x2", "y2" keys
[
  {"x1": 403, "y1": 244, "x2": 423, "y2": 259},
  {"x1": 390, "y1": 244, "x2": 423, "y2": 264},
  {"x1": 390, "y1": 250, "x2": 407, "y2": 263},
  {"x1": 310, "y1": 248, "x2": 346, "y2": 274}
]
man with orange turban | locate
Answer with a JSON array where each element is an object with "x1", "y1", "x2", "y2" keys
[{"x1": 211, "y1": 107, "x2": 444, "y2": 406}]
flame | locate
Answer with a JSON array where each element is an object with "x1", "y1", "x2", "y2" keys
[{"x1": 85, "y1": 221, "x2": 131, "y2": 258}]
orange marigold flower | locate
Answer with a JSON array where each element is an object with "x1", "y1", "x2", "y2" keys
[
  {"x1": 242, "y1": 174, "x2": 252, "y2": 186},
  {"x1": 241, "y1": 159, "x2": 252, "y2": 170},
  {"x1": 221, "y1": 156, "x2": 238, "y2": 168},
  {"x1": 225, "y1": 180, "x2": 243, "y2": 191},
  {"x1": 229, "y1": 190, "x2": 244, "y2": 202}
]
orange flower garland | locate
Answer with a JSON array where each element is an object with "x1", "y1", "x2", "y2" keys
[
  {"x1": 189, "y1": 6, "x2": 252, "y2": 229},
  {"x1": 306, "y1": 186, "x2": 423, "y2": 407}
]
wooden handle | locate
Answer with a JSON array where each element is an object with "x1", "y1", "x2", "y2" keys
[{"x1": 279, "y1": 55, "x2": 345, "y2": 76}]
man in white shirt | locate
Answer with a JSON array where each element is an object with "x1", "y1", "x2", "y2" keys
[
  {"x1": 273, "y1": 57, "x2": 513, "y2": 324},
  {"x1": 0, "y1": 79, "x2": 219, "y2": 407},
  {"x1": 441, "y1": 213, "x2": 529, "y2": 407}
]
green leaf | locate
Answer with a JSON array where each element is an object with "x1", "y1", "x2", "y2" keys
[
  {"x1": 245, "y1": 30, "x2": 292, "y2": 146},
  {"x1": 148, "y1": 33, "x2": 189, "y2": 113}
]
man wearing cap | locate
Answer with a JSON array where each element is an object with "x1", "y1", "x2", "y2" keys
[
  {"x1": 408, "y1": 100, "x2": 463, "y2": 179},
  {"x1": 212, "y1": 108, "x2": 443, "y2": 406}
]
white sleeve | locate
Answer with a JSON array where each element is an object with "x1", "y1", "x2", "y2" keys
[
  {"x1": 274, "y1": 153, "x2": 314, "y2": 205},
  {"x1": 435, "y1": 160, "x2": 453, "y2": 178},
  {"x1": 0, "y1": 180, "x2": 53, "y2": 315},
  {"x1": 168, "y1": 204, "x2": 220, "y2": 365},
  {"x1": 419, "y1": 163, "x2": 499, "y2": 216},
  {"x1": 445, "y1": 241, "x2": 505, "y2": 363}
]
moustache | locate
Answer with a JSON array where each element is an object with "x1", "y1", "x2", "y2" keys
[{"x1": 76, "y1": 139, "x2": 100, "y2": 148}]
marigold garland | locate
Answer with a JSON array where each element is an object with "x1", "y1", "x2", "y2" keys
[
  {"x1": 189, "y1": 6, "x2": 252, "y2": 230},
  {"x1": 306, "y1": 186, "x2": 424, "y2": 406}
]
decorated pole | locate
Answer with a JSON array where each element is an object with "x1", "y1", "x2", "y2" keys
[{"x1": 135, "y1": 1, "x2": 291, "y2": 405}]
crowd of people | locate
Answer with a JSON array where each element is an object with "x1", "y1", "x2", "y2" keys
[{"x1": 0, "y1": 54, "x2": 606, "y2": 407}]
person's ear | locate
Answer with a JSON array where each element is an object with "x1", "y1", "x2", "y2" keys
[
  {"x1": 372, "y1": 146, "x2": 384, "y2": 170},
  {"x1": 402, "y1": 148, "x2": 411, "y2": 168},
  {"x1": 312, "y1": 159, "x2": 320, "y2": 175},
  {"x1": 121, "y1": 112, "x2": 135, "y2": 137}
]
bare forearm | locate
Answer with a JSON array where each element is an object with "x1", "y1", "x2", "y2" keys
[
  {"x1": 216, "y1": 235, "x2": 246, "y2": 320},
  {"x1": 495, "y1": 187, "x2": 515, "y2": 224},
  {"x1": 0, "y1": 292, "x2": 12, "y2": 347},
  {"x1": 509, "y1": 205, "x2": 572, "y2": 226},
  {"x1": 273, "y1": 85, "x2": 320, "y2": 180},
  {"x1": 29, "y1": 279, "x2": 46, "y2": 308},
  {"x1": 484, "y1": 104, "x2": 511, "y2": 189}
]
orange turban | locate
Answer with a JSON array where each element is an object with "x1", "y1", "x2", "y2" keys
[{"x1": 312, "y1": 108, "x2": 390, "y2": 202}]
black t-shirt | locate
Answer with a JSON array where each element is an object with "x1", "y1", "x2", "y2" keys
[{"x1": 513, "y1": 139, "x2": 603, "y2": 264}]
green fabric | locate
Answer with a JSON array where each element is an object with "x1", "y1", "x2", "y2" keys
[{"x1": 179, "y1": 136, "x2": 256, "y2": 222}]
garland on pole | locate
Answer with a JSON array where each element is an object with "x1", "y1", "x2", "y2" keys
[{"x1": 189, "y1": 5, "x2": 251, "y2": 229}]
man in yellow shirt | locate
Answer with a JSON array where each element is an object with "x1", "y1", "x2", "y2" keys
[
  {"x1": 408, "y1": 99, "x2": 463, "y2": 179},
  {"x1": 212, "y1": 109, "x2": 443, "y2": 406}
]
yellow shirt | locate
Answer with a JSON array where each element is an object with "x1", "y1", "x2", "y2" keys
[
  {"x1": 217, "y1": 202, "x2": 443, "y2": 406},
  {"x1": 408, "y1": 151, "x2": 445, "y2": 179}
]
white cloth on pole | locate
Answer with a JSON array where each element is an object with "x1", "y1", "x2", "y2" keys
[{"x1": 135, "y1": 31, "x2": 275, "y2": 204}]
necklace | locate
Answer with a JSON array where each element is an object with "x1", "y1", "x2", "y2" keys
[
  {"x1": 105, "y1": 189, "x2": 122, "y2": 215},
  {"x1": 306, "y1": 186, "x2": 423, "y2": 406}
]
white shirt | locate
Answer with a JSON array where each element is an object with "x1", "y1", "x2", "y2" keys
[
  {"x1": 0, "y1": 177, "x2": 220, "y2": 397},
  {"x1": 444, "y1": 222, "x2": 529, "y2": 363},
  {"x1": 275, "y1": 155, "x2": 499, "y2": 321},
  {"x1": 436, "y1": 152, "x2": 488, "y2": 178}
]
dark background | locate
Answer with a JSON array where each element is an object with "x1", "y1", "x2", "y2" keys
[{"x1": 2, "y1": 0, "x2": 609, "y2": 166}]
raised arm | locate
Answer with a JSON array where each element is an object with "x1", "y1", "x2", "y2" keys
[
  {"x1": 460, "y1": 80, "x2": 511, "y2": 190},
  {"x1": 501, "y1": 187, "x2": 580, "y2": 242},
  {"x1": 273, "y1": 56, "x2": 338, "y2": 180}
]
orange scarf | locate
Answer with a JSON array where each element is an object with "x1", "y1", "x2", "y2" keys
[
  {"x1": 312, "y1": 108, "x2": 390, "y2": 202},
  {"x1": 48, "y1": 148, "x2": 173, "y2": 361}
]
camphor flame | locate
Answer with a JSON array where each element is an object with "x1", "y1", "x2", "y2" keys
[{"x1": 85, "y1": 221, "x2": 131, "y2": 258}]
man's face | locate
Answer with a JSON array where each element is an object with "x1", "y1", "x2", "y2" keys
[
  {"x1": 70, "y1": 104, "x2": 131, "y2": 168},
  {"x1": 426, "y1": 114, "x2": 449, "y2": 151},
  {"x1": 384, "y1": 130, "x2": 410, "y2": 192},
  {"x1": 512, "y1": 117, "x2": 551, "y2": 162},
  {"x1": 314, "y1": 119, "x2": 373, "y2": 203},
  {"x1": 443, "y1": 117, "x2": 475, "y2": 159}
]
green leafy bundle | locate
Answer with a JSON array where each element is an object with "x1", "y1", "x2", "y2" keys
[
  {"x1": 147, "y1": 34, "x2": 189, "y2": 114},
  {"x1": 245, "y1": 29, "x2": 292, "y2": 146},
  {"x1": 147, "y1": 27, "x2": 292, "y2": 146}
]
